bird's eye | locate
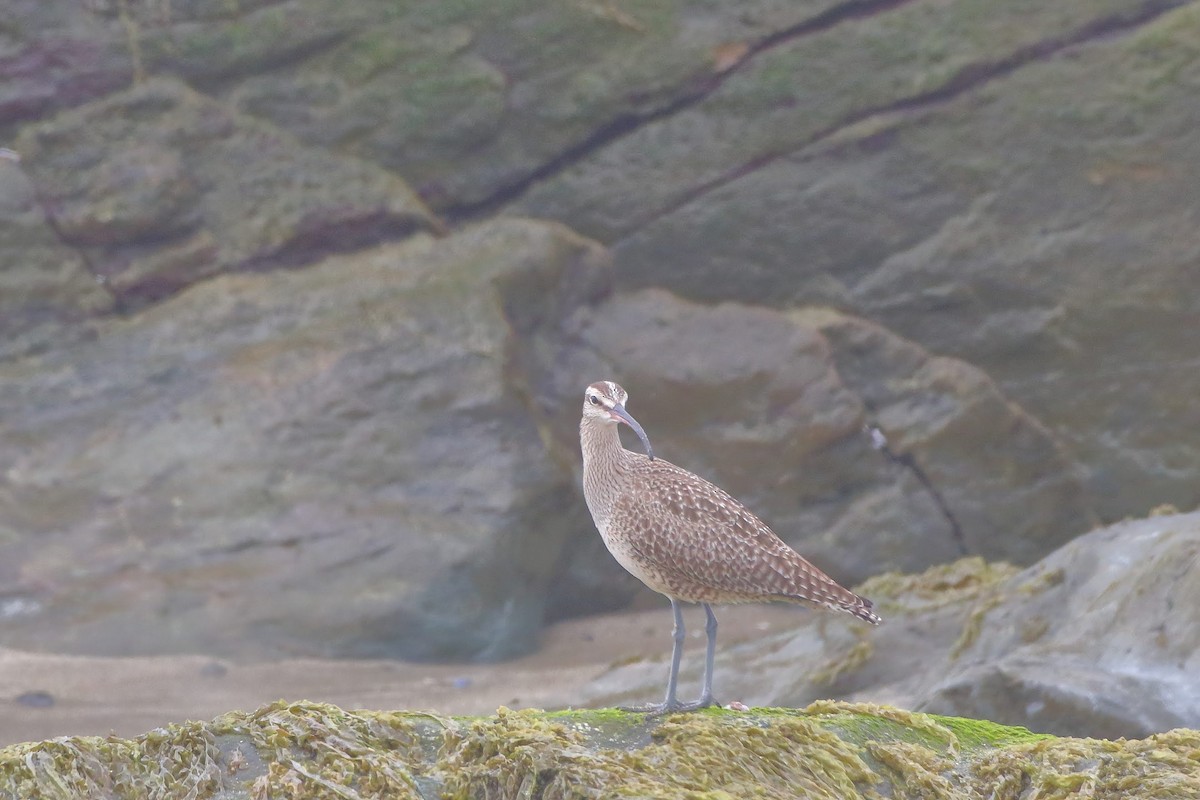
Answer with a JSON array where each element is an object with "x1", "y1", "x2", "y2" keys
[{"x1": 588, "y1": 396, "x2": 600, "y2": 405}]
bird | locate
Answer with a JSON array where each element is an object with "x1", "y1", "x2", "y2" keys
[{"x1": 579, "y1": 380, "x2": 880, "y2": 713}]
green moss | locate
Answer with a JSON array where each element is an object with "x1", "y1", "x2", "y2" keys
[
  {"x1": 0, "y1": 700, "x2": 426, "y2": 799},
  {"x1": 4, "y1": 701, "x2": 1200, "y2": 799},
  {"x1": 929, "y1": 714, "x2": 1052, "y2": 750},
  {"x1": 0, "y1": 719, "x2": 222, "y2": 798},
  {"x1": 437, "y1": 705, "x2": 882, "y2": 799},
  {"x1": 855, "y1": 556, "x2": 1020, "y2": 614},
  {"x1": 212, "y1": 700, "x2": 423, "y2": 799},
  {"x1": 624, "y1": 714, "x2": 878, "y2": 799},
  {"x1": 441, "y1": 707, "x2": 881, "y2": 800},
  {"x1": 805, "y1": 698, "x2": 1053, "y2": 798},
  {"x1": 971, "y1": 729, "x2": 1200, "y2": 800},
  {"x1": 855, "y1": 557, "x2": 1065, "y2": 662},
  {"x1": 543, "y1": 707, "x2": 633, "y2": 722},
  {"x1": 805, "y1": 700, "x2": 959, "y2": 755},
  {"x1": 866, "y1": 739, "x2": 958, "y2": 797},
  {"x1": 440, "y1": 708, "x2": 592, "y2": 800}
]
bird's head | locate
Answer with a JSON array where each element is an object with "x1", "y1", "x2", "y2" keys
[{"x1": 582, "y1": 380, "x2": 654, "y2": 460}]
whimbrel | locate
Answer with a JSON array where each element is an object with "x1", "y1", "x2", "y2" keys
[{"x1": 580, "y1": 380, "x2": 880, "y2": 713}]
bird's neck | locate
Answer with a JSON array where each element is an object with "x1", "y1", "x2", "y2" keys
[
  {"x1": 580, "y1": 418, "x2": 627, "y2": 473},
  {"x1": 580, "y1": 419, "x2": 634, "y2": 529}
]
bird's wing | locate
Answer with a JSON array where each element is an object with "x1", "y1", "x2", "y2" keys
[{"x1": 611, "y1": 459, "x2": 878, "y2": 621}]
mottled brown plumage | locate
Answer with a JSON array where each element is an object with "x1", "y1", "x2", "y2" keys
[{"x1": 580, "y1": 380, "x2": 879, "y2": 712}]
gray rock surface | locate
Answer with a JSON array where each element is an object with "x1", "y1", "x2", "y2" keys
[
  {"x1": 0, "y1": 0, "x2": 1196, "y2": 686},
  {"x1": 1, "y1": 223, "x2": 1092, "y2": 659},
  {"x1": 5, "y1": 0, "x2": 855, "y2": 211},
  {"x1": 526, "y1": 292, "x2": 1094, "y2": 615},
  {"x1": 0, "y1": 218, "x2": 608, "y2": 661},
  {"x1": 913, "y1": 512, "x2": 1200, "y2": 738},
  {"x1": 0, "y1": 159, "x2": 112, "y2": 348},
  {"x1": 581, "y1": 511, "x2": 1200, "y2": 738},
  {"x1": 509, "y1": 0, "x2": 1200, "y2": 520},
  {"x1": 13, "y1": 79, "x2": 438, "y2": 310}
]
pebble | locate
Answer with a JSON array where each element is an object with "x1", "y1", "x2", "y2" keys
[{"x1": 15, "y1": 691, "x2": 55, "y2": 709}]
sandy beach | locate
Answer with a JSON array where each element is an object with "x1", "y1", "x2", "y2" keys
[{"x1": 1, "y1": 604, "x2": 805, "y2": 746}]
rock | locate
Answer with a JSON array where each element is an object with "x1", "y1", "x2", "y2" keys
[
  {"x1": 511, "y1": 0, "x2": 1200, "y2": 521},
  {"x1": 850, "y1": 6, "x2": 1200, "y2": 522},
  {"x1": 513, "y1": 0, "x2": 1173, "y2": 240},
  {"x1": 0, "y1": 218, "x2": 609, "y2": 662},
  {"x1": 914, "y1": 511, "x2": 1200, "y2": 739},
  {"x1": 202, "y1": 1, "x2": 853, "y2": 211},
  {"x1": 3, "y1": 0, "x2": 862, "y2": 215},
  {"x1": 523, "y1": 290, "x2": 1093, "y2": 617},
  {"x1": 0, "y1": 157, "x2": 112, "y2": 352},
  {"x1": 13, "y1": 691, "x2": 54, "y2": 709},
  {"x1": 14, "y1": 78, "x2": 439, "y2": 309},
  {"x1": 5, "y1": 185, "x2": 1090, "y2": 662},
  {"x1": 2, "y1": 700, "x2": 1198, "y2": 799},
  {"x1": 582, "y1": 511, "x2": 1200, "y2": 739},
  {"x1": 807, "y1": 308, "x2": 1096, "y2": 568},
  {"x1": 1, "y1": 0, "x2": 1193, "y2": 691},
  {"x1": 0, "y1": 3, "x2": 133, "y2": 129}
]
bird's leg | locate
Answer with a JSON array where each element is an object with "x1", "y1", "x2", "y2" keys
[
  {"x1": 662, "y1": 597, "x2": 686, "y2": 708},
  {"x1": 621, "y1": 600, "x2": 720, "y2": 714},
  {"x1": 620, "y1": 598, "x2": 687, "y2": 714},
  {"x1": 692, "y1": 602, "x2": 718, "y2": 709}
]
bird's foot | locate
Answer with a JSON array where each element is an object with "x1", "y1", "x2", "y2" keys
[
  {"x1": 618, "y1": 696, "x2": 718, "y2": 716},
  {"x1": 617, "y1": 702, "x2": 670, "y2": 715}
]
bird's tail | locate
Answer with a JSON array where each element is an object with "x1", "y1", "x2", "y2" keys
[
  {"x1": 842, "y1": 594, "x2": 881, "y2": 625},
  {"x1": 778, "y1": 586, "x2": 882, "y2": 625}
]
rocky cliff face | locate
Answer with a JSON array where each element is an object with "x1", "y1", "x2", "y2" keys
[{"x1": 1, "y1": 0, "x2": 1196, "y2": 700}]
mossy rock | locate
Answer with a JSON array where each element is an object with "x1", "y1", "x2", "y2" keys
[{"x1": 3, "y1": 700, "x2": 1198, "y2": 799}]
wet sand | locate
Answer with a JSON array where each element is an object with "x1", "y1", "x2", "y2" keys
[{"x1": 1, "y1": 604, "x2": 805, "y2": 746}]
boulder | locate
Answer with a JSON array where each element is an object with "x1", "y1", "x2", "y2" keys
[
  {"x1": 582, "y1": 511, "x2": 1200, "y2": 738},
  {"x1": 0, "y1": 218, "x2": 608, "y2": 662},
  {"x1": 914, "y1": 510, "x2": 1200, "y2": 739}
]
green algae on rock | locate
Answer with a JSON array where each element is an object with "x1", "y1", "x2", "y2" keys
[
  {"x1": 4, "y1": 700, "x2": 1200, "y2": 799},
  {"x1": 213, "y1": 701, "x2": 426, "y2": 799},
  {"x1": 0, "y1": 700, "x2": 430, "y2": 800},
  {"x1": 0, "y1": 718, "x2": 224, "y2": 799},
  {"x1": 443, "y1": 706, "x2": 878, "y2": 799},
  {"x1": 855, "y1": 556, "x2": 1021, "y2": 616}
]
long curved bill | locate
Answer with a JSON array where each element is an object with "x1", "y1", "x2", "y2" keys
[{"x1": 609, "y1": 403, "x2": 655, "y2": 461}]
